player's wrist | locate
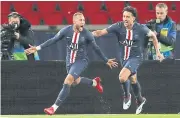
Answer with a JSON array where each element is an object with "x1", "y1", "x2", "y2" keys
[
  {"x1": 105, "y1": 58, "x2": 109, "y2": 63},
  {"x1": 36, "y1": 46, "x2": 41, "y2": 51}
]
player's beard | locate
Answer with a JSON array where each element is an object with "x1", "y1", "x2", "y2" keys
[
  {"x1": 77, "y1": 25, "x2": 83, "y2": 32},
  {"x1": 124, "y1": 21, "x2": 134, "y2": 30}
]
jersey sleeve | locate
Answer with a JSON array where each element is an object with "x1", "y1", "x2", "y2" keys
[
  {"x1": 86, "y1": 31, "x2": 108, "y2": 62},
  {"x1": 141, "y1": 24, "x2": 151, "y2": 36},
  {"x1": 39, "y1": 26, "x2": 67, "y2": 49},
  {"x1": 106, "y1": 22, "x2": 120, "y2": 34}
]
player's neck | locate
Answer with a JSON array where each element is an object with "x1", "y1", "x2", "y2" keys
[
  {"x1": 126, "y1": 23, "x2": 134, "y2": 30},
  {"x1": 73, "y1": 25, "x2": 83, "y2": 33}
]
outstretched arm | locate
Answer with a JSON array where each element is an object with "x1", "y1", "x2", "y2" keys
[
  {"x1": 91, "y1": 40, "x2": 108, "y2": 62},
  {"x1": 92, "y1": 23, "x2": 120, "y2": 38},
  {"x1": 92, "y1": 29, "x2": 108, "y2": 37},
  {"x1": 25, "y1": 28, "x2": 65, "y2": 55},
  {"x1": 88, "y1": 32, "x2": 118, "y2": 69},
  {"x1": 39, "y1": 27, "x2": 66, "y2": 49},
  {"x1": 25, "y1": 27, "x2": 66, "y2": 54}
]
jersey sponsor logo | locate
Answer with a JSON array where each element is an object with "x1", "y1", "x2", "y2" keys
[
  {"x1": 70, "y1": 43, "x2": 78, "y2": 50},
  {"x1": 120, "y1": 39, "x2": 133, "y2": 47}
]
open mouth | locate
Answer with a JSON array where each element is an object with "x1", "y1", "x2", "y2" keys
[{"x1": 124, "y1": 21, "x2": 128, "y2": 24}]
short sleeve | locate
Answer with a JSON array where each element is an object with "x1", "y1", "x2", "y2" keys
[
  {"x1": 106, "y1": 23, "x2": 120, "y2": 34},
  {"x1": 141, "y1": 24, "x2": 151, "y2": 36}
]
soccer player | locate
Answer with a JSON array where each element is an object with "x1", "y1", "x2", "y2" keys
[
  {"x1": 92, "y1": 6, "x2": 164, "y2": 114},
  {"x1": 25, "y1": 12, "x2": 118, "y2": 115}
]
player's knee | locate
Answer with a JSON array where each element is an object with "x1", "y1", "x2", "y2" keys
[
  {"x1": 72, "y1": 78, "x2": 81, "y2": 86},
  {"x1": 130, "y1": 79, "x2": 136, "y2": 84},
  {"x1": 119, "y1": 74, "x2": 128, "y2": 83},
  {"x1": 130, "y1": 75, "x2": 137, "y2": 84},
  {"x1": 64, "y1": 74, "x2": 75, "y2": 85},
  {"x1": 71, "y1": 82, "x2": 78, "y2": 87}
]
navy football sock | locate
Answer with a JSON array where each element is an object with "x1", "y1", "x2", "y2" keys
[
  {"x1": 80, "y1": 77, "x2": 93, "y2": 86},
  {"x1": 131, "y1": 80, "x2": 143, "y2": 103},
  {"x1": 55, "y1": 84, "x2": 71, "y2": 106},
  {"x1": 121, "y1": 79, "x2": 131, "y2": 97}
]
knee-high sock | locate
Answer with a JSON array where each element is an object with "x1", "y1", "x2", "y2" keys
[
  {"x1": 80, "y1": 77, "x2": 93, "y2": 86},
  {"x1": 131, "y1": 80, "x2": 143, "y2": 103},
  {"x1": 54, "y1": 84, "x2": 71, "y2": 107},
  {"x1": 121, "y1": 79, "x2": 130, "y2": 97}
]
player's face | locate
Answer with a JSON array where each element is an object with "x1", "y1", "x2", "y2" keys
[
  {"x1": 73, "y1": 15, "x2": 85, "y2": 31},
  {"x1": 8, "y1": 17, "x2": 20, "y2": 25},
  {"x1": 156, "y1": 7, "x2": 167, "y2": 21},
  {"x1": 123, "y1": 11, "x2": 135, "y2": 28}
]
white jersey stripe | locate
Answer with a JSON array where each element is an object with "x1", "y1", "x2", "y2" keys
[
  {"x1": 70, "y1": 33, "x2": 76, "y2": 63},
  {"x1": 124, "y1": 29, "x2": 133, "y2": 60},
  {"x1": 72, "y1": 33, "x2": 80, "y2": 63},
  {"x1": 70, "y1": 32, "x2": 80, "y2": 63}
]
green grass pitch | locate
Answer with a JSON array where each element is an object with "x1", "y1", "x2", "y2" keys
[{"x1": 1, "y1": 114, "x2": 180, "y2": 118}]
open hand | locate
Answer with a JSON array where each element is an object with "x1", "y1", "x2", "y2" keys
[
  {"x1": 25, "y1": 44, "x2": 37, "y2": 55},
  {"x1": 106, "y1": 58, "x2": 118, "y2": 69}
]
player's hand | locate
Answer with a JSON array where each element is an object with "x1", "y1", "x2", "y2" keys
[
  {"x1": 92, "y1": 31, "x2": 97, "y2": 36},
  {"x1": 106, "y1": 58, "x2": 118, "y2": 69},
  {"x1": 156, "y1": 52, "x2": 164, "y2": 62},
  {"x1": 92, "y1": 31, "x2": 100, "y2": 37},
  {"x1": 25, "y1": 44, "x2": 37, "y2": 55},
  {"x1": 153, "y1": 31, "x2": 158, "y2": 36}
]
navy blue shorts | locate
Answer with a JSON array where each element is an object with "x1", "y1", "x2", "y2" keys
[
  {"x1": 121, "y1": 58, "x2": 143, "y2": 75},
  {"x1": 66, "y1": 59, "x2": 88, "y2": 80}
]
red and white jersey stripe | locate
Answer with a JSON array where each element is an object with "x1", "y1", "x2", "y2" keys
[
  {"x1": 70, "y1": 32, "x2": 80, "y2": 63},
  {"x1": 124, "y1": 29, "x2": 133, "y2": 60}
]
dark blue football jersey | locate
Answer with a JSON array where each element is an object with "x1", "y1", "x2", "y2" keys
[
  {"x1": 106, "y1": 22, "x2": 150, "y2": 60},
  {"x1": 39, "y1": 25, "x2": 108, "y2": 65}
]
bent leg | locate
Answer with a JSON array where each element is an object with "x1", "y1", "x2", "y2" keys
[
  {"x1": 130, "y1": 74, "x2": 143, "y2": 103},
  {"x1": 119, "y1": 67, "x2": 131, "y2": 97}
]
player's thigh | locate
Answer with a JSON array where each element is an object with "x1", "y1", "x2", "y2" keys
[
  {"x1": 124, "y1": 58, "x2": 142, "y2": 75},
  {"x1": 119, "y1": 67, "x2": 131, "y2": 82},
  {"x1": 68, "y1": 59, "x2": 88, "y2": 80}
]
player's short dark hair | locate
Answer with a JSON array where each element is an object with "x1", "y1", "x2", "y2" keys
[{"x1": 123, "y1": 6, "x2": 137, "y2": 18}]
